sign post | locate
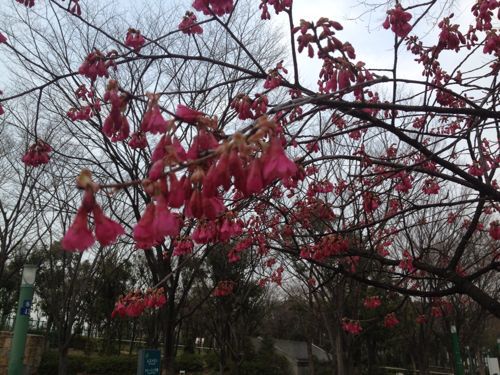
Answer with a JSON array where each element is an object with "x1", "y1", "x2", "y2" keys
[
  {"x1": 137, "y1": 349, "x2": 161, "y2": 375},
  {"x1": 8, "y1": 264, "x2": 37, "y2": 375}
]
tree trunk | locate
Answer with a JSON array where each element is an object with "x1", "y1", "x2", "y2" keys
[
  {"x1": 162, "y1": 292, "x2": 177, "y2": 375},
  {"x1": 476, "y1": 349, "x2": 486, "y2": 375},
  {"x1": 58, "y1": 346, "x2": 69, "y2": 375}
]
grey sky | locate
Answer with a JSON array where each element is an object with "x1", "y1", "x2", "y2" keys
[{"x1": 0, "y1": 0, "x2": 482, "y2": 95}]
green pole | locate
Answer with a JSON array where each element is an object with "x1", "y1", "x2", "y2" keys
[
  {"x1": 8, "y1": 265, "x2": 37, "y2": 375},
  {"x1": 451, "y1": 325, "x2": 465, "y2": 375}
]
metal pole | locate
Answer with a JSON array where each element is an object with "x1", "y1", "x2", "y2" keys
[
  {"x1": 8, "y1": 267, "x2": 36, "y2": 375},
  {"x1": 451, "y1": 325, "x2": 465, "y2": 375}
]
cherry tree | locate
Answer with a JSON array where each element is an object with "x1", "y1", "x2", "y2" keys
[{"x1": 0, "y1": 0, "x2": 499, "y2": 371}]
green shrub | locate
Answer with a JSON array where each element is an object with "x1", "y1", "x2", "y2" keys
[
  {"x1": 238, "y1": 354, "x2": 290, "y2": 375},
  {"x1": 85, "y1": 354, "x2": 137, "y2": 374},
  {"x1": 38, "y1": 351, "x2": 86, "y2": 375},
  {"x1": 174, "y1": 352, "x2": 204, "y2": 372},
  {"x1": 203, "y1": 351, "x2": 220, "y2": 369},
  {"x1": 38, "y1": 351, "x2": 137, "y2": 375}
]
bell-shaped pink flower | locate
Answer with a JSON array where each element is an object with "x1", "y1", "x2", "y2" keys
[
  {"x1": 62, "y1": 208, "x2": 95, "y2": 252},
  {"x1": 128, "y1": 131, "x2": 148, "y2": 149},
  {"x1": 246, "y1": 158, "x2": 264, "y2": 194},
  {"x1": 141, "y1": 105, "x2": 168, "y2": 134},
  {"x1": 167, "y1": 174, "x2": 185, "y2": 208},
  {"x1": 154, "y1": 197, "x2": 180, "y2": 239},
  {"x1": 93, "y1": 205, "x2": 125, "y2": 247},
  {"x1": 262, "y1": 137, "x2": 297, "y2": 184},
  {"x1": 176, "y1": 104, "x2": 203, "y2": 123},
  {"x1": 133, "y1": 204, "x2": 158, "y2": 249}
]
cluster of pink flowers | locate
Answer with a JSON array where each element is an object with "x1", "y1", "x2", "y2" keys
[
  {"x1": 178, "y1": 12, "x2": 203, "y2": 35},
  {"x1": 230, "y1": 94, "x2": 268, "y2": 120},
  {"x1": 62, "y1": 180, "x2": 124, "y2": 252},
  {"x1": 383, "y1": 4, "x2": 413, "y2": 38},
  {"x1": 112, "y1": 288, "x2": 167, "y2": 318},
  {"x1": 422, "y1": 178, "x2": 440, "y2": 195},
  {"x1": 192, "y1": 0, "x2": 234, "y2": 17},
  {"x1": 69, "y1": 0, "x2": 81, "y2": 16},
  {"x1": 471, "y1": 0, "x2": 499, "y2": 32},
  {"x1": 394, "y1": 172, "x2": 413, "y2": 193},
  {"x1": 16, "y1": 0, "x2": 35, "y2": 7},
  {"x1": 22, "y1": 140, "x2": 52, "y2": 167},
  {"x1": 125, "y1": 29, "x2": 145, "y2": 51},
  {"x1": 133, "y1": 197, "x2": 181, "y2": 249},
  {"x1": 399, "y1": 250, "x2": 415, "y2": 273},
  {"x1": 300, "y1": 235, "x2": 349, "y2": 261},
  {"x1": 259, "y1": 0, "x2": 292, "y2": 19},
  {"x1": 342, "y1": 319, "x2": 362, "y2": 335},
  {"x1": 437, "y1": 17, "x2": 466, "y2": 52},
  {"x1": 264, "y1": 61, "x2": 287, "y2": 90},
  {"x1": 383, "y1": 313, "x2": 400, "y2": 328},
  {"x1": 489, "y1": 221, "x2": 500, "y2": 240},
  {"x1": 192, "y1": 216, "x2": 243, "y2": 244},
  {"x1": 212, "y1": 280, "x2": 235, "y2": 297},
  {"x1": 102, "y1": 84, "x2": 130, "y2": 142},
  {"x1": 78, "y1": 50, "x2": 116, "y2": 81},
  {"x1": 363, "y1": 296, "x2": 382, "y2": 309},
  {"x1": 362, "y1": 192, "x2": 380, "y2": 213},
  {"x1": 173, "y1": 239, "x2": 194, "y2": 256}
]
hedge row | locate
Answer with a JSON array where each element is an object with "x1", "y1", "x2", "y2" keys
[{"x1": 38, "y1": 351, "x2": 137, "y2": 375}]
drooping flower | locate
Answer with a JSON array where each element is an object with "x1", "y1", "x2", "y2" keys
[
  {"x1": 133, "y1": 203, "x2": 157, "y2": 249},
  {"x1": 175, "y1": 104, "x2": 204, "y2": 123},
  {"x1": 363, "y1": 296, "x2": 382, "y2": 309},
  {"x1": 141, "y1": 105, "x2": 168, "y2": 134},
  {"x1": 186, "y1": 129, "x2": 218, "y2": 160},
  {"x1": 22, "y1": 140, "x2": 52, "y2": 167},
  {"x1": 383, "y1": 4, "x2": 412, "y2": 38},
  {"x1": 78, "y1": 50, "x2": 111, "y2": 81},
  {"x1": 262, "y1": 137, "x2": 297, "y2": 184},
  {"x1": 246, "y1": 158, "x2": 264, "y2": 194},
  {"x1": 93, "y1": 205, "x2": 125, "y2": 247},
  {"x1": 178, "y1": 11, "x2": 203, "y2": 35},
  {"x1": 384, "y1": 313, "x2": 399, "y2": 328},
  {"x1": 192, "y1": 0, "x2": 234, "y2": 17},
  {"x1": 102, "y1": 87, "x2": 130, "y2": 142},
  {"x1": 69, "y1": 0, "x2": 81, "y2": 15},
  {"x1": 61, "y1": 208, "x2": 95, "y2": 252},
  {"x1": 212, "y1": 280, "x2": 235, "y2": 297},
  {"x1": 422, "y1": 178, "x2": 440, "y2": 195},
  {"x1": 489, "y1": 221, "x2": 500, "y2": 240},
  {"x1": 153, "y1": 197, "x2": 180, "y2": 239},
  {"x1": 133, "y1": 198, "x2": 180, "y2": 249},
  {"x1": 342, "y1": 319, "x2": 362, "y2": 335},
  {"x1": 173, "y1": 239, "x2": 194, "y2": 256},
  {"x1": 125, "y1": 29, "x2": 145, "y2": 51},
  {"x1": 102, "y1": 114, "x2": 130, "y2": 141},
  {"x1": 16, "y1": 0, "x2": 35, "y2": 7},
  {"x1": 362, "y1": 192, "x2": 380, "y2": 213},
  {"x1": 128, "y1": 131, "x2": 148, "y2": 149}
]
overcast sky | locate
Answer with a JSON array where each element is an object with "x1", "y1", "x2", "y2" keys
[{"x1": 0, "y1": 0, "x2": 480, "y2": 94}]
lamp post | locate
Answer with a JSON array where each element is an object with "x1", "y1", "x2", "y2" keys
[
  {"x1": 8, "y1": 264, "x2": 37, "y2": 375},
  {"x1": 450, "y1": 325, "x2": 465, "y2": 375}
]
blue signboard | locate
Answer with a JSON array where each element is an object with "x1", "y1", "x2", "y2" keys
[
  {"x1": 20, "y1": 299, "x2": 32, "y2": 316},
  {"x1": 137, "y1": 349, "x2": 161, "y2": 375}
]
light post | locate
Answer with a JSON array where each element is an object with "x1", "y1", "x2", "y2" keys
[
  {"x1": 451, "y1": 325, "x2": 465, "y2": 375},
  {"x1": 8, "y1": 264, "x2": 37, "y2": 375}
]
